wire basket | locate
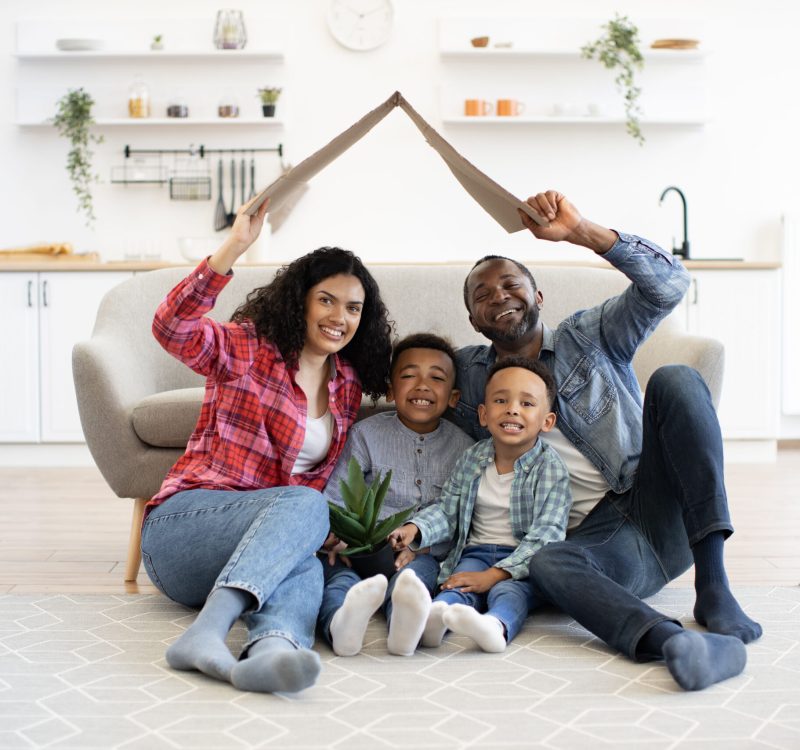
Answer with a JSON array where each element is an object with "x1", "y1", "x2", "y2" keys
[
  {"x1": 110, "y1": 162, "x2": 168, "y2": 185},
  {"x1": 169, "y1": 176, "x2": 212, "y2": 200}
]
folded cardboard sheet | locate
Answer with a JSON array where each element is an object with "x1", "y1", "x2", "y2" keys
[{"x1": 245, "y1": 91, "x2": 548, "y2": 233}]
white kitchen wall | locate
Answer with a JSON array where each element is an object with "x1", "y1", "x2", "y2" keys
[{"x1": 2, "y1": 0, "x2": 798, "y2": 266}]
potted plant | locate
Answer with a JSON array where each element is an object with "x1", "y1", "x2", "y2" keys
[
  {"x1": 581, "y1": 14, "x2": 645, "y2": 145},
  {"x1": 328, "y1": 458, "x2": 414, "y2": 579},
  {"x1": 257, "y1": 86, "x2": 282, "y2": 117},
  {"x1": 150, "y1": 34, "x2": 163, "y2": 51},
  {"x1": 51, "y1": 88, "x2": 104, "y2": 227}
]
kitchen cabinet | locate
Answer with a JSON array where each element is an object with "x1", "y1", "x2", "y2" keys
[
  {"x1": 437, "y1": 17, "x2": 707, "y2": 129},
  {"x1": 684, "y1": 268, "x2": 781, "y2": 441},
  {"x1": 0, "y1": 271, "x2": 132, "y2": 443},
  {"x1": 0, "y1": 273, "x2": 40, "y2": 442}
]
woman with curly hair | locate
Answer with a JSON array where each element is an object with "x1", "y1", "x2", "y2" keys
[{"x1": 141, "y1": 197, "x2": 393, "y2": 694}]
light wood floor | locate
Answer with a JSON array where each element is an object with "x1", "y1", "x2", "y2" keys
[{"x1": 1, "y1": 451, "x2": 799, "y2": 594}]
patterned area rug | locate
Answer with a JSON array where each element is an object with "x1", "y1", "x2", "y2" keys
[{"x1": 1, "y1": 587, "x2": 798, "y2": 749}]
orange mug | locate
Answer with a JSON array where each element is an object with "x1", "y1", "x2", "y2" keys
[
  {"x1": 464, "y1": 99, "x2": 493, "y2": 116},
  {"x1": 497, "y1": 98, "x2": 526, "y2": 116}
]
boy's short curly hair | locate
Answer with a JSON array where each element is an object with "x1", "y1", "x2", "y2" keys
[
  {"x1": 231, "y1": 247, "x2": 394, "y2": 400},
  {"x1": 390, "y1": 333, "x2": 457, "y2": 379},
  {"x1": 486, "y1": 356, "x2": 557, "y2": 409}
]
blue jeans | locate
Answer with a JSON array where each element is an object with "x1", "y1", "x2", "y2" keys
[
  {"x1": 317, "y1": 553, "x2": 440, "y2": 644},
  {"x1": 528, "y1": 366, "x2": 733, "y2": 660},
  {"x1": 141, "y1": 486, "x2": 329, "y2": 650},
  {"x1": 435, "y1": 545, "x2": 539, "y2": 643}
]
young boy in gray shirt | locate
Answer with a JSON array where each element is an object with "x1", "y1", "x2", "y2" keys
[{"x1": 319, "y1": 333, "x2": 474, "y2": 656}]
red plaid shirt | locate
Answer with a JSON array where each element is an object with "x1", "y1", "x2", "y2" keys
[{"x1": 148, "y1": 259, "x2": 362, "y2": 513}]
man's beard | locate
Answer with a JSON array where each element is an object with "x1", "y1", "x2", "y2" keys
[{"x1": 476, "y1": 306, "x2": 538, "y2": 345}]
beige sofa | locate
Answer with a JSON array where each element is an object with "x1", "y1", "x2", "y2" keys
[{"x1": 73, "y1": 262, "x2": 724, "y2": 581}]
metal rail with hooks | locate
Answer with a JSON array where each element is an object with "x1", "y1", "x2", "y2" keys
[{"x1": 123, "y1": 144, "x2": 283, "y2": 159}]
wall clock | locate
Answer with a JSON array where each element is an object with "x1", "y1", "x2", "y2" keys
[{"x1": 327, "y1": 0, "x2": 394, "y2": 51}]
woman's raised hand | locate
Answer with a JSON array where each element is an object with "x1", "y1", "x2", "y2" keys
[
  {"x1": 208, "y1": 196, "x2": 270, "y2": 275},
  {"x1": 230, "y1": 195, "x2": 270, "y2": 249}
]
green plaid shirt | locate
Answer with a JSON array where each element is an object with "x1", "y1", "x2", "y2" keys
[{"x1": 411, "y1": 437, "x2": 571, "y2": 582}]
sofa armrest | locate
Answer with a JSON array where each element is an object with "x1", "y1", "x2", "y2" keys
[
  {"x1": 634, "y1": 331, "x2": 725, "y2": 408},
  {"x1": 73, "y1": 335, "x2": 179, "y2": 498}
]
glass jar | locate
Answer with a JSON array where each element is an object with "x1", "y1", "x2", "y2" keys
[
  {"x1": 217, "y1": 94, "x2": 240, "y2": 118},
  {"x1": 166, "y1": 94, "x2": 189, "y2": 118},
  {"x1": 128, "y1": 77, "x2": 151, "y2": 118},
  {"x1": 214, "y1": 10, "x2": 247, "y2": 50}
]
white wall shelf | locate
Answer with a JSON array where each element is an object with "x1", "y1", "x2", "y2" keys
[
  {"x1": 17, "y1": 117, "x2": 284, "y2": 128},
  {"x1": 442, "y1": 116, "x2": 706, "y2": 126},
  {"x1": 14, "y1": 50, "x2": 284, "y2": 61},
  {"x1": 14, "y1": 18, "x2": 286, "y2": 128},
  {"x1": 437, "y1": 16, "x2": 708, "y2": 130},
  {"x1": 440, "y1": 49, "x2": 706, "y2": 61}
]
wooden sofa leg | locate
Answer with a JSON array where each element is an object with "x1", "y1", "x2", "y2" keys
[{"x1": 124, "y1": 498, "x2": 148, "y2": 582}]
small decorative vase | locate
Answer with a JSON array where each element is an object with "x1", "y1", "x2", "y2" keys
[
  {"x1": 348, "y1": 543, "x2": 396, "y2": 580},
  {"x1": 214, "y1": 9, "x2": 247, "y2": 50},
  {"x1": 261, "y1": 104, "x2": 276, "y2": 117}
]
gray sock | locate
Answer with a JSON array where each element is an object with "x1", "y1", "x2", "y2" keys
[
  {"x1": 662, "y1": 629, "x2": 747, "y2": 691},
  {"x1": 231, "y1": 636, "x2": 321, "y2": 693},
  {"x1": 166, "y1": 586, "x2": 250, "y2": 682}
]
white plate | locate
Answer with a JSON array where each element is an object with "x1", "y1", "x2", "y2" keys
[{"x1": 55, "y1": 38, "x2": 105, "y2": 51}]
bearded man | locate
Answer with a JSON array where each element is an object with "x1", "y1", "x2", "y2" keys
[{"x1": 450, "y1": 189, "x2": 761, "y2": 691}]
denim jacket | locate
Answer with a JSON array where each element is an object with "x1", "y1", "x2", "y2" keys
[{"x1": 452, "y1": 233, "x2": 690, "y2": 495}]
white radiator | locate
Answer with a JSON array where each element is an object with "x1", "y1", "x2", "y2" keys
[{"x1": 782, "y1": 213, "x2": 800, "y2": 414}]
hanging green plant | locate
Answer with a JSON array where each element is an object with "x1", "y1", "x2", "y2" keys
[
  {"x1": 581, "y1": 14, "x2": 645, "y2": 145},
  {"x1": 51, "y1": 88, "x2": 104, "y2": 226}
]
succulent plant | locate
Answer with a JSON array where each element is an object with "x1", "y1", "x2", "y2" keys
[{"x1": 328, "y1": 458, "x2": 413, "y2": 556}]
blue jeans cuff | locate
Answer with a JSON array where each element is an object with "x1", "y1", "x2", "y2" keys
[{"x1": 243, "y1": 630, "x2": 306, "y2": 654}]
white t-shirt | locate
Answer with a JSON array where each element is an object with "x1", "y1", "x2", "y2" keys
[
  {"x1": 291, "y1": 411, "x2": 334, "y2": 474},
  {"x1": 467, "y1": 461, "x2": 517, "y2": 548},
  {"x1": 540, "y1": 426, "x2": 610, "y2": 530}
]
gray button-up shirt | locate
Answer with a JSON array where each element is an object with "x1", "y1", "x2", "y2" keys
[{"x1": 325, "y1": 411, "x2": 475, "y2": 528}]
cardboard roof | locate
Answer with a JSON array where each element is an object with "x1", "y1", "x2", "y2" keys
[{"x1": 245, "y1": 91, "x2": 548, "y2": 233}]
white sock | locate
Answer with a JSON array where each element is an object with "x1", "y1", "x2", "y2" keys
[
  {"x1": 421, "y1": 601, "x2": 450, "y2": 648},
  {"x1": 329, "y1": 574, "x2": 388, "y2": 657},
  {"x1": 387, "y1": 569, "x2": 431, "y2": 656},
  {"x1": 442, "y1": 604, "x2": 507, "y2": 653}
]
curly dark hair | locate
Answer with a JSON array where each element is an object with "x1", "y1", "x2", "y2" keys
[
  {"x1": 231, "y1": 247, "x2": 394, "y2": 400},
  {"x1": 486, "y1": 356, "x2": 556, "y2": 409}
]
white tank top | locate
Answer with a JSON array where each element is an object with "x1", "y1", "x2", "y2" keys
[
  {"x1": 540, "y1": 426, "x2": 610, "y2": 530},
  {"x1": 467, "y1": 462, "x2": 517, "y2": 548},
  {"x1": 291, "y1": 411, "x2": 334, "y2": 474}
]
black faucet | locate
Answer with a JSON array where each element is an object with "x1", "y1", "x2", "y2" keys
[{"x1": 659, "y1": 186, "x2": 690, "y2": 259}]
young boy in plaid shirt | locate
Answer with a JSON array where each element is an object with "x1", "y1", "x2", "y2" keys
[{"x1": 389, "y1": 357, "x2": 571, "y2": 653}]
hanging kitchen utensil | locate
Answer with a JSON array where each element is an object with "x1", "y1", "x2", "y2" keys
[
  {"x1": 241, "y1": 157, "x2": 247, "y2": 206},
  {"x1": 248, "y1": 157, "x2": 256, "y2": 200},
  {"x1": 214, "y1": 159, "x2": 227, "y2": 231},
  {"x1": 225, "y1": 158, "x2": 237, "y2": 227}
]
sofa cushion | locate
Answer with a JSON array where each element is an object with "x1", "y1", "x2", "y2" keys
[{"x1": 132, "y1": 388, "x2": 204, "y2": 447}]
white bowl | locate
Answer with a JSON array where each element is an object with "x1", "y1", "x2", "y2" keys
[
  {"x1": 178, "y1": 237, "x2": 219, "y2": 263},
  {"x1": 55, "y1": 38, "x2": 105, "y2": 51}
]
